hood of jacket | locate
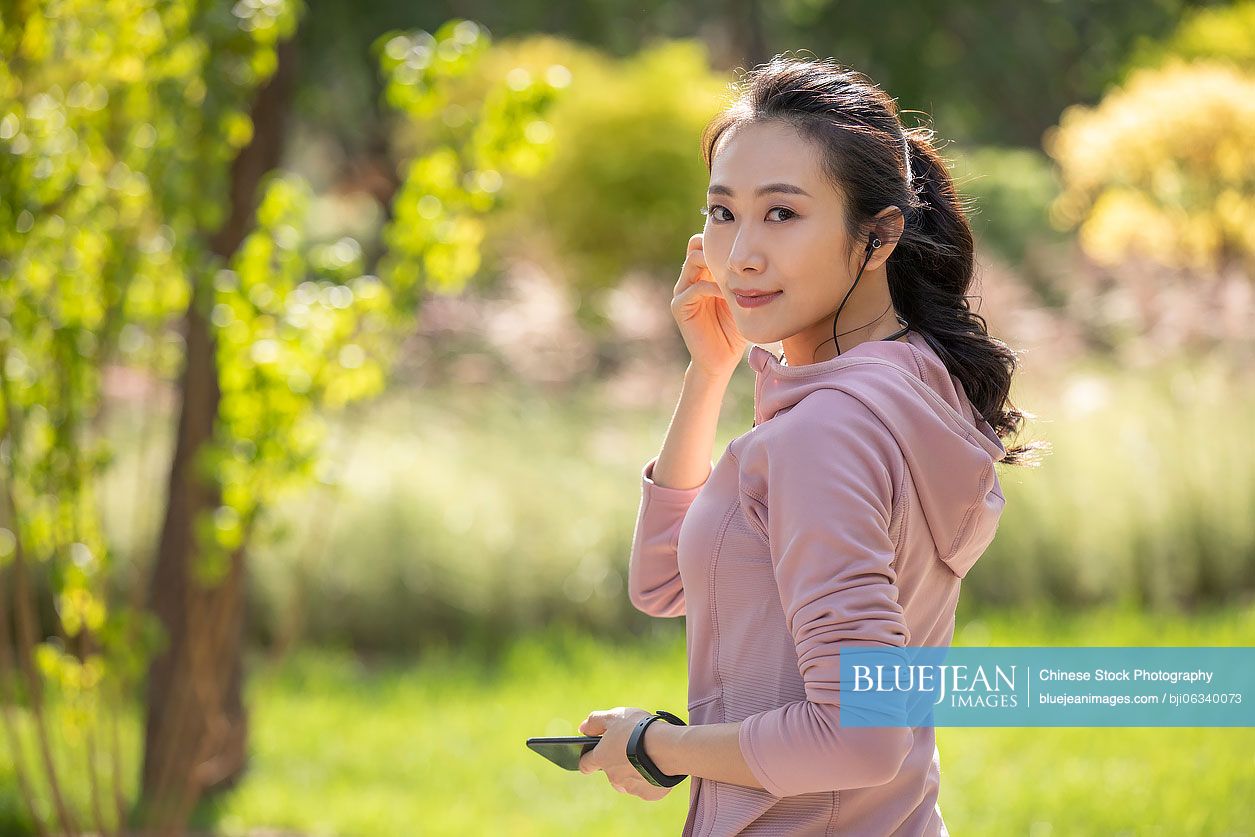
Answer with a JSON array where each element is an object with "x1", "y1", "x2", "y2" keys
[{"x1": 747, "y1": 330, "x2": 1006, "y2": 578}]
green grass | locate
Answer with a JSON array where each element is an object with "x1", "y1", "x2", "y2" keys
[{"x1": 7, "y1": 604, "x2": 1252, "y2": 835}]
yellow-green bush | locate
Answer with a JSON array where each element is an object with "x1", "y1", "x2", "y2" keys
[
  {"x1": 1045, "y1": 58, "x2": 1255, "y2": 274},
  {"x1": 1125, "y1": 0, "x2": 1255, "y2": 73},
  {"x1": 476, "y1": 36, "x2": 731, "y2": 324}
]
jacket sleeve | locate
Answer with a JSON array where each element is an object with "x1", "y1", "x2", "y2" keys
[
  {"x1": 626, "y1": 455, "x2": 711, "y2": 618},
  {"x1": 736, "y1": 391, "x2": 914, "y2": 797}
]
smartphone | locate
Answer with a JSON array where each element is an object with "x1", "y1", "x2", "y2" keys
[{"x1": 526, "y1": 735, "x2": 602, "y2": 771}]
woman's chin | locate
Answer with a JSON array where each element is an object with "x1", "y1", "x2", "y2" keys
[{"x1": 737, "y1": 322, "x2": 785, "y2": 345}]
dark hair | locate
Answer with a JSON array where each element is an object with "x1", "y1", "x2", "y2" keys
[{"x1": 701, "y1": 54, "x2": 1047, "y2": 467}]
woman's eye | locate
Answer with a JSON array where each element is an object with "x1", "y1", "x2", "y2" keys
[
  {"x1": 699, "y1": 204, "x2": 796, "y2": 223},
  {"x1": 701, "y1": 204, "x2": 732, "y2": 223}
]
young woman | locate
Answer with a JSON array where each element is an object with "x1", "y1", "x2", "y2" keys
[{"x1": 577, "y1": 55, "x2": 1045, "y2": 835}]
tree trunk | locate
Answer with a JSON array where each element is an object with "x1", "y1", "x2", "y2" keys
[
  {"x1": 729, "y1": 0, "x2": 770, "y2": 68},
  {"x1": 136, "y1": 37, "x2": 297, "y2": 833}
]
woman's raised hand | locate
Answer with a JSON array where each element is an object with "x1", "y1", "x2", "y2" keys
[{"x1": 671, "y1": 233, "x2": 747, "y2": 380}]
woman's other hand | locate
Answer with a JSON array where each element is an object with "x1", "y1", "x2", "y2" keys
[{"x1": 578, "y1": 707, "x2": 676, "y2": 801}]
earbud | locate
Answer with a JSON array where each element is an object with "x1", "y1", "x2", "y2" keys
[{"x1": 868, "y1": 235, "x2": 882, "y2": 250}]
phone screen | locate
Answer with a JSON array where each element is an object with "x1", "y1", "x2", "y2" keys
[{"x1": 526, "y1": 735, "x2": 602, "y2": 771}]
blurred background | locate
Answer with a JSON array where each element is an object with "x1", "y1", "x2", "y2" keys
[{"x1": 1, "y1": 0, "x2": 1253, "y2": 834}]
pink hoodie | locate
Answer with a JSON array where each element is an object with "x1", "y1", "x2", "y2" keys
[{"x1": 628, "y1": 329, "x2": 1007, "y2": 836}]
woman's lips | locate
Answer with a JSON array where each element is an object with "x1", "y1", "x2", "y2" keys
[{"x1": 733, "y1": 291, "x2": 783, "y2": 309}]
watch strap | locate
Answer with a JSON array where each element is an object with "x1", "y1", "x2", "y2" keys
[{"x1": 626, "y1": 709, "x2": 688, "y2": 787}]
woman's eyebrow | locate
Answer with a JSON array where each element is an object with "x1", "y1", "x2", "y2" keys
[{"x1": 707, "y1": 182, "x2": 812, "y2": 198}]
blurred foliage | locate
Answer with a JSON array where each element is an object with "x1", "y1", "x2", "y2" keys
[
  {"x1": 767, "y1": 0, "x2": 1235, "y2": 148},
  {"x1": 1046, "y1": 1, "x2": 1255, "y2": 274},
  {"x1": 1125, "y1": 0, "x2": 1255, "y2": 72},
  {"x1": 374, "y1": 21, "x2": 566, "y2": 306},
  {"x1": 89, "y1": 352, "x2": 1254, "y2": 654},
  {"x1": 948, "y1": 145, "x2": 1066, "y2": 280},
  {"x1": 203, "y1": 14, "x2": 569, "y2": 591},
  {"x1": 240, "y1": 2, "x2": 1255, "y2": 331},
  {"x1": 0, "y1": 0, "x2": 303, "y2": 735},
  {"x1": 1045, "y1": 59, "x2": 1255, "y2": 274},
  {"x1": 0, "y1": 1, "x2": 302, "y2": 832},
  {"x1": 202, "y1": 172, "x2": 397, "y2": 584},
  {"x1": 477, "y1": 37, "x2": 730, "y2": 328},
  {"x1": 283, "y1": 2, "x2": 1252, "y2": 318},
  {"x1": 1, "y1": 7, "x2": 560, "y2": 832},
  {"x1": 290, "y1": 0, "x2": 1236, "y2": 156}
]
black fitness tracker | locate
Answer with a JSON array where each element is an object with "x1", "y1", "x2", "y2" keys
[{"x1": 626, "y1": 709, "x2": 688, "y2": 787}]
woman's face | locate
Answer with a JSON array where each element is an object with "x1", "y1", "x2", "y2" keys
[{"x1": 702, "y1": 119, "x2": 891, "y2": 354}]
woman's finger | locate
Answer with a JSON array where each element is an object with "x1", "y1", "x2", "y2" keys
[
  {"x1": 672, "y1": 277, "x2": 724, "y2": 310},
  {"x1": 674, "y1": 241, "x2": 709, "y2": 295}
]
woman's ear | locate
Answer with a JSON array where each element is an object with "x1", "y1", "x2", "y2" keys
[{"x1": 866, "y1": 206, "x2": 905, "y2": 270}]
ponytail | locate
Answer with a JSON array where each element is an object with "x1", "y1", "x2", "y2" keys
[{"x1": 891, "y1": 129, "x2": 1044, "y2": 465}]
